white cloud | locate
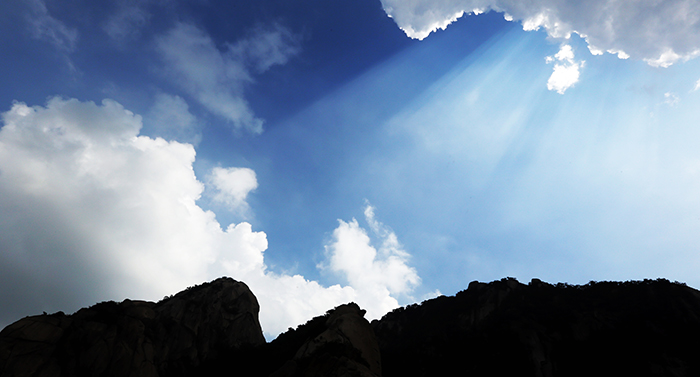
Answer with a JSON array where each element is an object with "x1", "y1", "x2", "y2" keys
[
  {"x1": 103, "y1": 3, "x2": 151, "y2": 41},
  {"x1": 546, "y1": 45, "x2": 583, "y2": 94},
  {"x1": 380, "y1": 0, "x2": 700, "y2": 67},
  {"x1": 229, "y1": 23, "x2": 302, "y2": 74},
  {"x1": 0, "y1": 98, "x2": 219, "y2": 304},
  {"x1": 0, "y1": 97, "x2": 420, "y2": 337},
  {"x1": 644, "y1": 49, "x2": 684, "y2": 68},
  {"x1": 25, "y1": 0, "x2": 78, "y2": 52},
  {"x1": 664, "y1": 92, "x2": 680, "y2": 106},
  {"x1": 552, "y1": 44, "x2": 574, "y2": 62},
  {"x1": 156, "y1": 23, "x2": 300, "y2": 134},
  {"x1": 694, "y1": 79, "x2": 700, "y2": 92},
  {"x1": 608, "y1": 49, "x2": 630, "y2": 60},
  {"x1": 208, "y1": 167, "x2": 258, "y2": 216},
  {"x1": 145, "y1": 93, "x2": 201, "y2": 145},
  {"x1": 323, "y1": 203, "x2": 421, "y2": 319}
]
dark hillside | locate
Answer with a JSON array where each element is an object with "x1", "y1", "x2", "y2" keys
[
  {"x1": 373, "y1": 278, "x2": 700, "y2": 377},
  {"x1": 3, "y1": 277, "x2": 700, "y2": 376}
]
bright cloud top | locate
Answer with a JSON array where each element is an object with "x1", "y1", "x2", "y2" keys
[
  {"x1": 381, "y1": 0, "x2": 700, "y2": 67},
  {"x1": 324, "y1": 204, "x2": 421, "y2": 318},
  {"x1": 0, "y1": 97, "x2": 420, "y2": 337},
  {"x1": 209, "y1": 167, "x2": 258, "y2": 216},
  {"x1": 156, "y1": 23, "x2": 300, "y2": 134},
  {"x1": 545, "y1": 45, "x2": 583, "y2": 94}
]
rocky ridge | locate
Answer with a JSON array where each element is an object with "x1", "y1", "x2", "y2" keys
[
  {"x1": 3, "y1": 277, "x2": 700, "y2": 377},
  {"x1": 374, "y1": 278, "x2": 700, "y2": 377}
]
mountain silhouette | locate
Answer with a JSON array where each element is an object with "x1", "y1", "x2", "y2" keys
[{"x1": 2, "y1": 277, "x2": 700, "y2": 376}]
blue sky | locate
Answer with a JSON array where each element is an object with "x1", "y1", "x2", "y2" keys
[{"x1": 2, "y1": 0, "x2": 700, "y2": 338}]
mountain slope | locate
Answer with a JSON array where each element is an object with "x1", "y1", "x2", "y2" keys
[{"x1": 373, "y1": 278, "x2": 700, "y2": 377}]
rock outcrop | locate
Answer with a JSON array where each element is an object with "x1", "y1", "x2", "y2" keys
[
  {"x1": 0, "y1": 277, "x2": 264, "y2": 377},
  {"x1": 269, "y1": 303, "x2": 381, "y2": 377},
  {"x1": 186, "y1": 302, "x2": 383, "y2": 377}
]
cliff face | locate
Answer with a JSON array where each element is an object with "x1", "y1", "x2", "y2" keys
[
  {"x1": 0, "y1": 277, "x2": 265, "y2": 377},
  {"x1": 373, "y1": 278, "x2": 700, "y2": 377},
  {"x1": 3, "y1": 277, "x2": 700, "y2": 377}
]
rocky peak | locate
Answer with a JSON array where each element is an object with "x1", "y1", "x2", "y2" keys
[
  {"x1": 287, "y1": 303, "x2": 381, "y2": 377},
  {"x1": 154, "y1": 277, "x2": 265, "y2": 357},
  {"x1": 0, "y1": 277, "x2": 264, "y2": 377}
]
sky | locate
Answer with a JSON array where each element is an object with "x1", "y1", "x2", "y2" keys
[{"x1": 1, "y1": 0, "x2": 700, "y2": 339}]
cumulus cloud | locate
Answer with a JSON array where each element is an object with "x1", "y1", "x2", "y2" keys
[
  {"x1": 0, "y1": 97, "x2": 418, "y2": 337},
  {"x1": 0, "y1": 98, "x2": 220, "y2": 310},
  {"x1": 208, "y1": 167, "x2": 258, "y2": 216},
  {"x1": 381, "y1": 0, "x2": 700, "y2": 67},
  {"x1": 156, "y1": 23, "x2": 300, "y2": 134},
  {"x1": 323, "y1": 203, "x2": 421, "y2": 319},
  {"x1": 545, "y1": 45, "x2": 583, "y2": 94}
]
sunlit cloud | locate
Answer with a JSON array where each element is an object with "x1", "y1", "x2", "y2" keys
[
  {"x1": 545, "y1": 45, "x2": 583, "y2": 94},
  {"x1": 381, "y1": 0, "x2": 700, "y2": 67},
  {"x1": 0, "y1": 97, "x2": 422, "y2": 337},
  {"x1": 208, "y1": 167, "x2": 258, "y2": 217},
  {"x1": 322, "y1": 202, "x2": 421, "y2": 319}
]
